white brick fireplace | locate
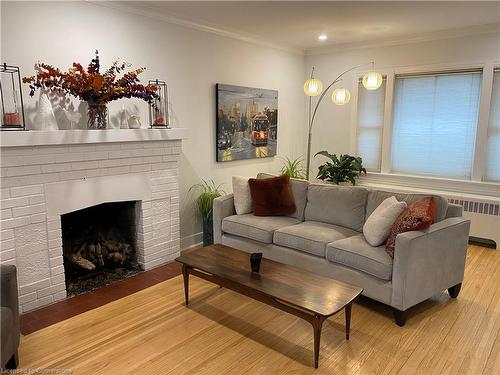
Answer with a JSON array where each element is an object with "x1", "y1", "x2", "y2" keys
[{"x1": 0, "y1": 129, "x2": 188, "y2": 313}]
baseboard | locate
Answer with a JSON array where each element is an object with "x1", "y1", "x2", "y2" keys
[{"x1": 181, "y1": 232, "x2": 203, "y2": 251}]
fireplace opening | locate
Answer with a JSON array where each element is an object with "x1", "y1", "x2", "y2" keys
[{"x1": 61, "y1": 201, "x2": 142, "y2": 296}]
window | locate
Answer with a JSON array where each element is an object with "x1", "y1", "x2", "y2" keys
[
  {"x1": 390, "y1": 71, "x2": 482, "y2": 179},
  {"x1": 356, "y1": 78, "x2": 386, "y2": 171},
  {"x1": 485, "y1": 69, "x2": 500, "y2": 182}
]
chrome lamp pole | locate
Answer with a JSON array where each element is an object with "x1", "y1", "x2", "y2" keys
[{"x1": 303, "y1": 61, "x2": 383, "y2": 180}]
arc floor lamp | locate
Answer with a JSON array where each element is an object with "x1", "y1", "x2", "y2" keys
[{"x1": 303, "y1": 62, "x2": 383, "y2": 180}]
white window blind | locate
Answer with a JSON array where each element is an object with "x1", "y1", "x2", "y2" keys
[
  {"x1": 485, "y1": 70, "x2": 500, "y2": 181},
  {"x1": 356, "y1": 78, "x2": 386, "y2": 171},
  {"x1": 391, "y1": 71, "x2": 482, "y2": 179}
]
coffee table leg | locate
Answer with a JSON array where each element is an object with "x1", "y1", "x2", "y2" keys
[
  {"x1": 345, "y1": 303, "x2": 352, "y2": 340},
  {"x1": 182, "y1": 264, "x2": 189, "y2": 306},
  {"x1": 312, "y1": 314, "x2": 324, "y2": 368}
]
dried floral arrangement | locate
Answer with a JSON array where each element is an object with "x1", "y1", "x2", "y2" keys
[{"x1": 23, "y1": 50, "x2": 158, "y2": 129}]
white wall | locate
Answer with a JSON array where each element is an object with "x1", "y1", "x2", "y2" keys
[
  {"x1": 1, "y1": 1, "x2": 307, "y2": 248},
  {"x1": 304, "y1": 32, "x2": 500, "y2": 180},
  {"x1": 4, "y1": 2, "x2": 497, "y2": 248}
]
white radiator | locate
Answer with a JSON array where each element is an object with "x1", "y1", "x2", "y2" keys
[{"x1": 447, "y1": 196, "x2": 500, "y2": 249}]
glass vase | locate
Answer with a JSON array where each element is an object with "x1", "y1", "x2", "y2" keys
[{"x1": 87, "y1": 102, "x2": 108, "y2": 129}]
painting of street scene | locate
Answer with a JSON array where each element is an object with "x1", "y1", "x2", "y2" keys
[{"x1": 216, "y1": 84, "x2": 278, "y2": 162}]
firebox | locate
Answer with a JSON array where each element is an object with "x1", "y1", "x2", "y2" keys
[{"x1": 61, "y1": 201, "x2": 142, "y2": 296}]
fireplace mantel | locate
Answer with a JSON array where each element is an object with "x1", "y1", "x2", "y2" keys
[{"x1": 0, "y1": 128, "x2": 189, "y2": 147}]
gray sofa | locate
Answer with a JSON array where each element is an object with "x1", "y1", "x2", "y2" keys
[
  {"x1": 1, "y1": 265, "x2": 20, "y2": 369},
  {"x1": 213, "y1": 174, "x2": 470, "y2": 326}
]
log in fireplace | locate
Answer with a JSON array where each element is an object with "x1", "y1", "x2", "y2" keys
[{"x1": 61, "y1": 201, "x2": 142, "y2": 296}]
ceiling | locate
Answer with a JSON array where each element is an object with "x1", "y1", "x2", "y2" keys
[{"x1": 121, "y1": 1, "x2": 500, "y2": 53}]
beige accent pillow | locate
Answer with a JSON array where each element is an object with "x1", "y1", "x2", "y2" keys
[
  {"x1": 363, "y1": 196, "x2": 407, "y2": 247},
  {"x1": 232, "y1": 176, "x2": 252, "y2": 215}
]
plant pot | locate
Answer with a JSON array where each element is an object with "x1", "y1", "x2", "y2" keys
[
  {"x1": 87, "y1": 101, "x2": 108, "y2": 129},
  {"x1": 202, "y1": 213, "x2": 214, "y2": 247}
]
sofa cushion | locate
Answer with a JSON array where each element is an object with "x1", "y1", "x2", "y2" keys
[
  {"x1": 222, "y1": 214, "x2": 301, "y2": 244},
  {"x1": 257, "y1": 173, "x2": 309, "y2": 221},
  {"x1": 366, "y1": 189, "x2": 448, "y2": 223},
  {"x1": 363, "y1": 196, "x2": 407, "y2": 246},
  {"x1": 274, "y1": 221, "x2": 359, "y2": 257},
  {"x1": 385, "y1": 197, "x2": 436, "y2": 258},
  {"x1": 249, "y1": 175, "x2": 296, "y2": 216},
  {"x1": 326, "y1": 234, "x2": 393, "y2": 280},
  {"x1": 232, "y1": 176, "x2": 252, "y2": 215},
  {"x1": 304, "y1": 183, "x2": 368, "y2": 232}
]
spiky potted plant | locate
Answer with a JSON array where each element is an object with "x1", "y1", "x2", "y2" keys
[
  {"x1": 279, "y1": 156, "x2": 306, "y2": 180},
  {"x1": 315, "y1": 151, "x2": 366, "y2": 185},
  {"x1": 189, "y1": 179, "x2": 224, "y2": 246}
]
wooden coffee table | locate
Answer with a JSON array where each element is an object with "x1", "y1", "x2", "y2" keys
[{"x1": 175, "y1": 244, "x2": 362, "y2": 368}]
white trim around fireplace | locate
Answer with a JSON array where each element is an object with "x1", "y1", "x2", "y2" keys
[
  {"x1": 0, "y1": 128, "x2": 189, "y2": 148},
  {"x1": 1, "y1": 130, "x2": 187, "y2": 313}
]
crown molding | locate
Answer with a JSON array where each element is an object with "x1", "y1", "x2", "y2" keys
[
  {"x1": 89, "y1": 1, "x2": 304, "y2": 56},
  {"x1": 88, "y1": 2, "x2": 499, "y2": 58},
  {"x1": 305, "y1": 23, "x2": 500, "y2": 56}
]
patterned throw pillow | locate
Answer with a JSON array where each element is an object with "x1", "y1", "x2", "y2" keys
[{"x1": 385, "y1": 197, "x2": 436, "y2": 258}]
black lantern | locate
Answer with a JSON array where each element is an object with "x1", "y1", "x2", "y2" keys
[
  {"x1": 0, "y1": 63, "x2": 25, "y2": 130},
  {"x1": 148, "y1": 79, "x2": 169, "y2": 128}
]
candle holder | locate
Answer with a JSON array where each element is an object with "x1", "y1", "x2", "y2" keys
[
  {"x1": 1, "y1": 63, "x2": 25, "y2": 130},
  {"x1": 148, "y1": 79, "x2": 169, "y2": 128}
]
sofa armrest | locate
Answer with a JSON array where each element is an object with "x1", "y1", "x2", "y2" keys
[
  {"x1": 391, "y1": 217, "x2": 470, "y2": 311},
  {"x1": 446, "y1": 203, "x2": 463, "y2": 218},
  {"x1": 213, "y1": 193, "x2": 235, "y2": 244},
  {"x1": 1, "y1": 265, "x2": 20, "y2": 344}
]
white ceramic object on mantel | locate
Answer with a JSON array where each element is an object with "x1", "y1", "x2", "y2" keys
[
  {"x1": 33, "y1": 90, "x2": 58, "y2": 130},
  {"x1": 128, "y1": 114, "x2": 141, "y2": 129},
  {"x1": 61, "y1": 107, "x2": 82, "y2": 129},
  {"x1": 119, "y1": 106, "x2": 129, "y2": 129}
]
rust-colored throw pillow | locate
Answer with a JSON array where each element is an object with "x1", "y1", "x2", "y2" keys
[
  {"x1": 248, "y1": 175, "x2": 296, "y2": 216},
  {"x1": 385, "y1": 197, "x2": 436, "y2": 258}
]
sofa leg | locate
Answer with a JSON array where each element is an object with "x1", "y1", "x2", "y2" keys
[
  {"x1": 5, "y1": 350, "x2": 18, "y2": 369},
  {"x1": 393, "y1": 308, "x2": 407, "y2": 327},
  {"x1": 448, "y1": 283, "x2": 462, "y2": 298}
]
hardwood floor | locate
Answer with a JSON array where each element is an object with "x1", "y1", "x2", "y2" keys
[
  {"x1": 19, "y1": 245, "x2": 500, "y2": 374},
  {"x1": 19, "y1": 262, "x2": 182, "y2": 335}
]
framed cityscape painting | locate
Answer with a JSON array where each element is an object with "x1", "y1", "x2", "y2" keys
[{"x1": 216, "y1": 84, "x2": 278, "y2": 162}]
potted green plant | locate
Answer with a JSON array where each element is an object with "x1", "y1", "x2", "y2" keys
[
  {"x1": 279, "y1": 156, "x2": 306, "y2": 180},
  {"x1": 315, "y1": 151, "x2": 366, "y2": 185},
  {"x1": 189, "y1": 179, "x2": 224, "y2": 246}
]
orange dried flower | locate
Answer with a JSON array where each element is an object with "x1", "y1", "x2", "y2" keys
[
  {"x1": 23, "y1": 50, "x2": 159, "y2": 106},
  {"x1": 92, "y1": 75, "x2": 104, "y2": 90}
]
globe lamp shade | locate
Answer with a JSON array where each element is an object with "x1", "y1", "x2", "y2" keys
[
  {"x1": 303, "y1": 78, "x2": 323, "y2": 96},
  {"x1": 331, "y1": 87, "x2": 351, "y2": 105},
  {"x1": 362, "y1": 71, "x2": 383, "y2": 90}
]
